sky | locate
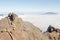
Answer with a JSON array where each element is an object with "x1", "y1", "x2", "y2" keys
[{"x1": 0, "y1": 0, "x2": 60, "y2": 14}]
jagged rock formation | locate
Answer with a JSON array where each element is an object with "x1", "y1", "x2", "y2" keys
[
  {"x1": 47, "y1": 25, "x2": 56, "y2": 32},
  {"x1": 0, "y1": 13, "x2": 60, "y2": 40},
  {"x1": 44, "y1": 25, "x2": 60, "y2": 40},
  {"x1": 0, "y1": 13, "x2": 44, "y2": 40}
]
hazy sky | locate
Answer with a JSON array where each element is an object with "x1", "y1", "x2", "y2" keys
[{"x1": 0, "y1": 0, "x2": 60, "y2": 13}]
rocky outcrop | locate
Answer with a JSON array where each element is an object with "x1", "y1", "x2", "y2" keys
[
  {"x1": 0, "y1": 13, "x2": 60, "y2": 40},
  {"x1": 47, "y1": 25, "x2": 56, "y2": 32},
  {"x1": 0, "y1": 13, "x2": 44, "y2": 40},
  {"x1": 44, "y1": 25, "x2": 60, "y2": 40}
]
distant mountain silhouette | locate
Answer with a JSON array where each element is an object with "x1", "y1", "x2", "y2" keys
[
  {"x1": 43, "y1": 12, "x2": 57, "y2": 15},
  {"x1": 0, "y1": 14, "x2": 3, "y2": 16}
]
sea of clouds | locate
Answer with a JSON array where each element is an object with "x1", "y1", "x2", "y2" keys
[
  {"x1": 0, "y1": 14, "x2": 60, "y2": 32},
  {"x1": 19, "y1": 14, "x2": 60, "y2": 32}
]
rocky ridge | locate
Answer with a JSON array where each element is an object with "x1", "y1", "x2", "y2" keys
[{"x1": 0, "y1": 13, "x2": 60, "y2": 40}]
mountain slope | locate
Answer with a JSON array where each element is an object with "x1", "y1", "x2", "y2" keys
[{"x1": 0, "y1": 13, "x2": 44, "y2": 40}]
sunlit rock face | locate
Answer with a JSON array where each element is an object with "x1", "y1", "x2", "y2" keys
[
  {"x1": 44, "y1": 25, "x2": 60, "y2": 40},
  {"x1": 0, "y1": 13, "x2": 60, "y2": 40},
  {"x1": 0, "y1": 13, "x2": 44, "y2": 40}
]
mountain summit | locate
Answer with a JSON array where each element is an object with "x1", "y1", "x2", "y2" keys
[
  {"x1": 0, "y1": 13, "x2": 43, "y2": 40},
  {"x1": 0, "y1": 13, "x2": 60, "y2": 40}
]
